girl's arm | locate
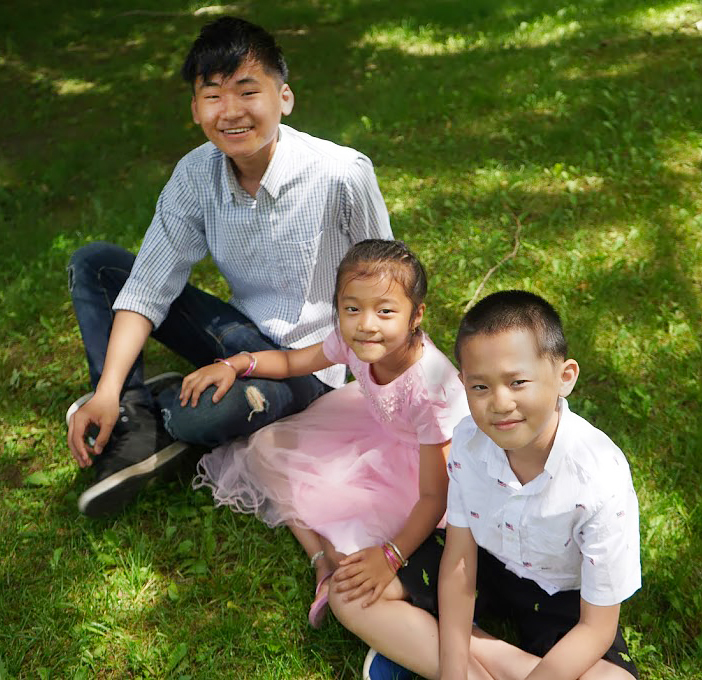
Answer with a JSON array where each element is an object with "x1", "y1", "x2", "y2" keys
[
  {"x1": 438, "y1": 524, "x2": 478, "y2": 680},
  {"x1": 524, "y1": 600, "x2": 621, "y2": 680},
  {"x1": 179, "y1": 342, "x2": 334, "y2": 407},
  {"x1": 333, "y1": 440, "x2": 450, "y2": 606}
]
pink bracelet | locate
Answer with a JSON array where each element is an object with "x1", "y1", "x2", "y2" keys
[
  {"x1": 215, "y1": 352, "x2": 257, "y2": 378},
  {"x1": 237, "y1": 351, "x2": 257, "y2": 377},
  {"x1": 382, "y1": 544, "x2": 401, "y2": 573},
  {"x1": 214, "y1": 358, "x2": 236, "y2": 372}
]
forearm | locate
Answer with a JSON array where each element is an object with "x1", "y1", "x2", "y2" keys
[
  {"x1": 225, "y1": 343, "x2": 332, "y2": 381},
  {"x1": 97, "y1": 310, "x2": 153, "y2": 396},
  {"x1": 525, "y1": 621, "x2": 616, "y2": 680},
  {"x1": 391, "y1": 492, "x2": 446, "y2": 561},
  {"x1": 438, "y1": 549, "x2": 475, "y2": 678}
]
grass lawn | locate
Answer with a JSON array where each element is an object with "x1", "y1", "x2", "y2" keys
[{"x1": 1, "y1": 0, "x2": 701, "y2": 678}]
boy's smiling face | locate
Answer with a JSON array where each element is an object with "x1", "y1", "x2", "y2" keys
[
  {"x1": 190, "y1": 58, "x2": 294, "y2": 166},
  {"x1": 458, "y1": 328, "x2": 578, "y2": 463}
]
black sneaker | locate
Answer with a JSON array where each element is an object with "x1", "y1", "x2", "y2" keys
[{"x1": 77, "y1": 400, "x2": 192, "y2": 517}]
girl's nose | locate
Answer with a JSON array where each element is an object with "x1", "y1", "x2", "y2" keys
[{"x1": 357, "y1": 312, "x2": 377, "y2": 332}]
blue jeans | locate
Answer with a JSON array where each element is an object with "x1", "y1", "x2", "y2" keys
[{"x1": 67, "y1": 242, "x2": 332, "y2": 448}]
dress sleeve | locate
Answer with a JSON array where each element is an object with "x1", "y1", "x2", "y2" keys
[
  {"x1": 410, "y1": 353, "x2": 470, "y2": 445},
  {"x1": 322, "y1": 329, "x2": 349, "y2": 365},
  {"x1": 578, "y1": 473, "x2": 642, "y2": 606},
  {"x1": 342, "y1": 155, "x2": 393, "y2": 242},
  {"x1": 113, "y1": 159, "x2": 208, "y2": 328}
]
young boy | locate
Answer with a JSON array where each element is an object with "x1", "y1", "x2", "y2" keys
[
  {"x1": 440, "y1": 290, "x2": 641, "y2": 679},
  {"x1": 337, "y1": 290, "x2": 640, "y2": 680},
  {"x1": 66, "y1": 17, "x2": 391, "y2": 517}
]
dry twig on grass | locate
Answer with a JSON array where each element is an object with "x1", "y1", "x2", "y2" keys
[{"x1": 464, "y1": 206, "x2": 525, "y2": 312}]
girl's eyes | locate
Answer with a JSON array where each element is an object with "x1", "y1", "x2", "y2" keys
[
  {"x1": 344, "y1": 306, "x2": 359, "y2": 313},
  {"x1": 378, "y1": 308, "x2": 395, "y2": 315},
  {"x1": 470, "y1": 384, "x2": 488, "y2": 392},
  {"x1": 511, "y1": 379, "x2": 529, "y2": 387}
]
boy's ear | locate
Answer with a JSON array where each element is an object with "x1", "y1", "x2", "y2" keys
[
  {"x1": 412, "y1": 303, "x2": 426, "y2": 332},
  {"x1": 280, "y1": 84, "x2": 294, "y2": 116},
  {"x1": 191, "y1": 96, "x2": 200, "y2": 125},
  {"x1": 558, "y1": 358, "x2": 579, "y2": 398}
]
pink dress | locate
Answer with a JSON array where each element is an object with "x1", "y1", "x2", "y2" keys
[{"x1": 193, "y1": 331, "x2": 470, "y2": 554}]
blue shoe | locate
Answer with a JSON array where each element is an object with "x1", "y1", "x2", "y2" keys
[{"x1": 363, "y1": 648, "x2": 412, "y2": 680}]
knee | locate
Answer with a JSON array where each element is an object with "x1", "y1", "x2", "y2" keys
[
  {"x1": 328, "y1": 587, "x2": 365, "y2": 633},
  {"x1": 67, "y1": 241, "x2": 128, "y2": 291},
  {"x1": 162, "y1": 384, "x2": 271, "y2": 447}
]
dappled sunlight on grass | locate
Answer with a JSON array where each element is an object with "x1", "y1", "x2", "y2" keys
[{"x1": 2, "y1": 0, "x2": 702, "y2": 676}]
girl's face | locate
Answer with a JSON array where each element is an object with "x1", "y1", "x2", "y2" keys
[{"x1": 337, "y1": 272, "x2": 424, "y2": 381}]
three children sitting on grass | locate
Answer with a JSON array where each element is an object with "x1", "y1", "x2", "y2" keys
[{"x1": 64, "y1": 12, "x2": 641, "y2": 679}]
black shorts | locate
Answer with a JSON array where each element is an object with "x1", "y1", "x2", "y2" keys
[{"x1": 398, "y1": 531, "x2": 638, "y2": 678}]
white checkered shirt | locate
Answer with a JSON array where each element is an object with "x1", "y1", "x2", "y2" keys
[{"x1": 114, "y1": 124, "x2": 392, "y2": 387}]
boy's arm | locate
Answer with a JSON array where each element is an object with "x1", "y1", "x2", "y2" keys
[
  {"x1": 438, "y1": 523, "x2": 478, "y2": 680},
  {"x1": 67, "y1": 310, "x2": 153, "y2": 466},
  {"x1": 525, "y1": 599, "x2": 621, "y2": 680},
  {"x1": 179, "y1": 342, "x2": 334, "y2": 407},
  {"x1": 345, "y1": 156, "x2": 393, "y2": 241}
]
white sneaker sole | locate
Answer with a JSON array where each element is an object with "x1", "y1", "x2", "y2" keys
[
  {"x1": 362, "y1": 648, "x2": 377, "y2": 680},
  {"x1": 66, "y1": 371, "x2": 183, "y2": 427},
  {"x1": 77, "y1": 439, "x2": 191, "y2": 516}
]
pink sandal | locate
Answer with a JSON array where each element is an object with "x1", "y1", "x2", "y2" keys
[{"x1": 308, "y1": 572, "x2": 332, "y2": 628}]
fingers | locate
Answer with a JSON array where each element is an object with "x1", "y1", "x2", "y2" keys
[
  {"x1": 179, "y1": 366, "x2": 235, "y2": 407},
  {"x1": 67, "y1": 413, "x2": 90, "y2": 468},
  {"x1": 361, "y1": 583, "x2": 384, "y2": 608}
]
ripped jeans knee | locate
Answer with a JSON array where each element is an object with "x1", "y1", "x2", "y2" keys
[{"x1": 159, "y1": 383, "x2": 272, "y2": 449}]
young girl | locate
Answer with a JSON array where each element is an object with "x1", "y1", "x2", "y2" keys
[{"x1": 181, "y1": 239, "x2": 469, "y2": 634}]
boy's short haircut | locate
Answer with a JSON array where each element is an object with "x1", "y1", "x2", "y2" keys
[
  {"x1": 454, "y1": 290, "x2": 567, "y2": 363},
  {"x1": 181, "y1": 16, "x2": 288, "y2": 89}
]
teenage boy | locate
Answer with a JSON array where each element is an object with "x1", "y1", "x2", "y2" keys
[
  {"x1": 336, "y1": 291, "x2": 640, "y2": 680},
  {"x1": 66, "y1": 17, "x2": 391, "y2": 517},
  {"x1": 440, "y1": 290, "x2": 641, "y2": 679}
]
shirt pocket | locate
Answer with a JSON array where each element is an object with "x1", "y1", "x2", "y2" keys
[{"x1": 521, "y1": 510, "x2": 578, "y2": 572}]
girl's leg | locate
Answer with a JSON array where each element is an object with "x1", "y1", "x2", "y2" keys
[
  {"x1": 329, "y1": 580, "x2": 494, "y2": 680},
  {"x1": 287, "y1": 523, "x2": 335, "y2": 585}
]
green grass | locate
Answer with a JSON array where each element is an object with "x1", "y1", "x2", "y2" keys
[{"x1": 1, "y1": 0, "x2": 701, "y2": 677}]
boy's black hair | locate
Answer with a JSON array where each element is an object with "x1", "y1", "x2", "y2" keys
[
  {"x1": 181, "y1": 17, "x2": 288, "y2": 89},
  {"x1": 454, "y1": 290, "x2": 567, "y2": 363},
  {"x1": 334, "y1": 239, "x2": 428, "y2": 347}
]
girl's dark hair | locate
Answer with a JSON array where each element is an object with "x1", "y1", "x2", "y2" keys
[
  {"x1": 454, "y1": 290, "x2": 567, "y2": 363},
  {"x1": 181, "y1": 17, "x2": 288, "y2": 88},
  {"x1": 334, "y1": 239, "x2": 428, "y2": 344}
]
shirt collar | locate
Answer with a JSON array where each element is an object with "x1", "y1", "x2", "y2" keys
[
  {"x1": 477, "y1": 397, "x2": 570, "y2": 490},
  {"x1": 543, "y1": 397, "x2": 569, "y2": 477},
  {"x1": 222, "y1": 125, "x2": 287, "y2": 202}
]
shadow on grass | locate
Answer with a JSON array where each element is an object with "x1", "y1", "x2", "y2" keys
[{"x1": 1, "y1": 0, "x2": 701, "y2": 676}]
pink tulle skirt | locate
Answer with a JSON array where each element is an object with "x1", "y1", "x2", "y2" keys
[{"x1": 193, "y1": 382, "x2": 420, "y2": 554}]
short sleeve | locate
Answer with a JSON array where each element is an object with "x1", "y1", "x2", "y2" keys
[
  {"x1": 322, "y1": 329, "x2": 350, "y2": 365},
  {"x1": 342, "y1": 155, "x2": 392, "y2": 242},
  {"x1": 409, "y1": 344, "x2": 469, "y2": 445},
  {"x1": 446, "y1": 418, "x2": 476, "y2": 528},
  {"x1": 114, "y1": 159, "x2": 208, "y2": 327},
  {"x1": 579, "y1": 478, "x2": 642, "y2": 606},
  {"x1": 412, "y1": 379, "x2": 470, "y2": 445}
]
